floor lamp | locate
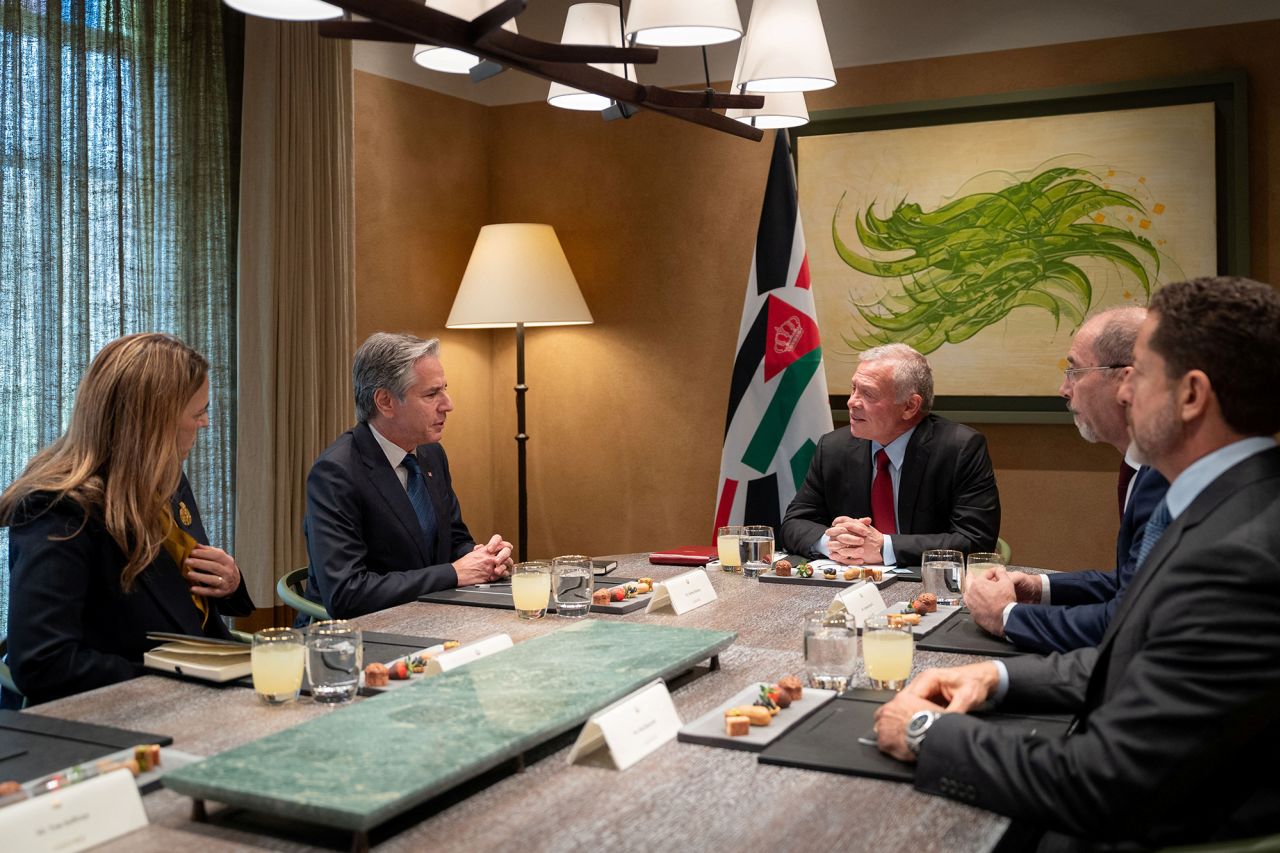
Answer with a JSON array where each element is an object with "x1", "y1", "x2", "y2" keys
[{"x1": 446, "y1": 224, "x2": 593, "y2": 562}]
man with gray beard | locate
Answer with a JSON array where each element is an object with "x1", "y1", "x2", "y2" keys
[{"x1": 965, "y1": 307, "x2": 1169, "y2": 652}]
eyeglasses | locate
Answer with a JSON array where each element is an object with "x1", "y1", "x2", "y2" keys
[{"x1": 1062, "y1": 364, "x2": 1129, "y2": 381}]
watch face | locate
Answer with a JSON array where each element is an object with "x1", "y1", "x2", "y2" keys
[{"x1": 908, "y1": 712, "x2": 933, "y2": 736}]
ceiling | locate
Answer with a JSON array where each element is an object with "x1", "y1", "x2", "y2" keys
[{"x1": 351, "y1": 0, "x2": 1280, "y2": 107}]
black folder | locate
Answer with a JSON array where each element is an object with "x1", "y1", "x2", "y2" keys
[
  {"x1": 0, "y1": 709, "x2": 173, "y2": 783},
  {"x1": 758, "y1": 691, "x2": 1071, "y2": 782},
  {"x1": 914, "y1": 611, "x2": 1026, "y2": 657}
]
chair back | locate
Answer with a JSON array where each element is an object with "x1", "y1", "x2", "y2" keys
[{"x1": 277, "y1": 567, "x2": 331, "y2": 622}]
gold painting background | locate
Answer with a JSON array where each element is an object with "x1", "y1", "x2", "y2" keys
[{"x1": 797, "y1": 102, "x2": 1217, "y2": 396}]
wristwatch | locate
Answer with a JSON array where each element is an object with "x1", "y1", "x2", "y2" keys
[{"x1": 905, "y1": 710, "x2": 941, "y2": 755}]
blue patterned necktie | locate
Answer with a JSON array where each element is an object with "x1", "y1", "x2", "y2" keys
[
  {"x1": 1134, "y1": 499, "x2": 1172, "y2": 569},
  {"x1": 401, "y1": 453, "x2": 438, "y2": 553}
]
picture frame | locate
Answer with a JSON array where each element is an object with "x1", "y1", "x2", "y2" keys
[{"x1": 792, "y1": 71, "x2": 1248, "y2": 420}]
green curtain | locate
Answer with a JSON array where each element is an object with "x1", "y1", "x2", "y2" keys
[{"x1": 0, "y1": 0, "x2": 238, "y2": 635}]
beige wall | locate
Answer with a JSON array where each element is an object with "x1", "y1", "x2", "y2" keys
[{"x1": 353, "y1": 19, "x2": 1279, "y2": 570}]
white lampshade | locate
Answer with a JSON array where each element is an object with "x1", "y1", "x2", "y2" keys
[
  {"x1": 447, "y1": 225, "x2": 594, "y2": 328},
  {"x1": 412, "y1": 0, "x2": 518, "y2": 74},
  {"x1": 624, "y1": 0, "x2": 741, "y2": 47},
  {"x1": 726, "y1": 46, "x2": 809, "y2": 129},
  {"x1": 736, "y1": 0, "x2": 835, "y2": 93},
  {"x1": 222, "y1": 0, "x2": 342, "y2": 20},
  {"x1": 547, "y1": 3, "x2": 630, "y2": 112},
  {"x1": 726, "y1": 89, "x2": 808, "y2": 129}
]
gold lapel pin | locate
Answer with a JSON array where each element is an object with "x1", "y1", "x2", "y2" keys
[{"x1": 178, "y1": 501, "x2": 193, "y2": 526}]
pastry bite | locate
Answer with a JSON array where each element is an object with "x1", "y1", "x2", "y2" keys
[
  {"x1": 725, "y1": 715, "x2": 751, "y2": 737},
  {"x1": 777, "y1": 675, "x2": 803, "y2": 702},
  {"x1": 725, "y1": 705, "x2": 772, "y2": 726},
  {"x1": 912, "y1": 593, "x2": 938, "y2": 615},
  {"x1": 364, "y1": 662, "x2": 390, "y2": 687},
  {"x1": 774, "y1": 559, "x2": 792, "y2": 577}
]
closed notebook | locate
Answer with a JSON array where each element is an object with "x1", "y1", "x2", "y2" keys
[
  {"x1": 648, "y1": 546, "x2": 718, "y2": 566},
  {"x1": 143, "y1": 633, "x2": 251, "y2": 682}
]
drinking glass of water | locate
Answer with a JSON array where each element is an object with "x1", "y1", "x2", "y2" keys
[
  {"x1": 552, "y1": 554, "x2": 594, "y2": 618},
  {"x1": 305, "y1": 620, "x2": 362, "y2": 704},
  {"x1": 741, "y1": 525, "x2": 774, "y2": 578},
  {"x1": 922, "y1": 549, "x2": 964, "y2": 605},
  {"x1": 803, "y1": 609, "x2": 857, "y2": 692}
]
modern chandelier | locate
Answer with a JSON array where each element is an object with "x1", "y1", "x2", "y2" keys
[{"x1": 223, "y1": 0, "x2": 836, "y2": 141}]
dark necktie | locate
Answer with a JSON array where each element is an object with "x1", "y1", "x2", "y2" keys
[
  {"x1": 401, "y1": 453, "x2": 438, "y2": 553},
  {"x1": 1117, "y1": 462, "x2": 1137, "y2": 519},
  {"x1": 1134, "y1": 499, "x2": 1171, "y2": 569},
  {"x1": 870, "y1": 449, "x2": 897, "y2": 535}
]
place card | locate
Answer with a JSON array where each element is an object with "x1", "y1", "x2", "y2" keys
[
  {"x1": 0, "y1": 768, "x2": 147, "y2": 853},
  {"x1": 425, "y1": 633, "x2": 512, "y2": 675},
  {"x1": 645, "y1": 569, "x2": 717, "y2": 615},
  {"x1": 827, "y1": 582, "x2": 885, "y2": 627},
  {"x1": 567, "y1": 679, "x2": 682, "y2": 771}
]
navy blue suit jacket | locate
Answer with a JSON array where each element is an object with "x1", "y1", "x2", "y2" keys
[
  {"x1": 3, "y1": 474, "x2": 254, "y2": 706},
  {"x1": 302, "y1": 423, "x2": 475, "y2": 620},
  {"x1": 1003, "y1": 464, "x2": 1169, "y2": 653}
]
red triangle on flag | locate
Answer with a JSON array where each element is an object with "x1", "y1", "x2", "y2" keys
[
  {"x1": 763, "y1": 294, "x2": 821, "y2": 381},
  {"x1": 795, "y1": 255, "x2": 811, "y2": 290}
]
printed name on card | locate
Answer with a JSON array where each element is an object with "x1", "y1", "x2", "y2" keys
[
  {"x1": 828, "y1": 582, "x2": 885, "y2": 627},
  {"x1": 427, "y1": 633, "x2": 513, "y2": 675},
  {"x1": 567, "y1": 680, "x2": 682, "y2": 771},
  {"x1": 0, "y1": 768, "x2": 147, "y2": 853},
  {"x1": 645, "y1": 570, "x2": 717, "y2": 615}
]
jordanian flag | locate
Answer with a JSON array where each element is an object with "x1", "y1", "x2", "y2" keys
[{"x1": 715, "y1": 129, "x2": 833, "y2": 535}]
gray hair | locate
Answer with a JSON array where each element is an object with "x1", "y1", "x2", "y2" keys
[
  {"x1": 1088, "y1": 306, "x2": 1146, "y2": 368},
  {"x1": 859, "y1": 343, "x2": 935, "y2": 414},
  {"x1": 353, "y1": 332, "x2": 440, "y2": 423}
]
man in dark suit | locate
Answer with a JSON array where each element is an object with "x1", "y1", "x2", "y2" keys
[
  {"x1": 303, "y1": 333, "x2": 512, "y2": 620},
  {"x1": 780, "y1": 343, "x2": 999, "y2": 567},
  {"x1": 965, "y1": 308, "x2": 1171, "y2": 653},
  {"x1": 875, "y1": 277, "x2": 1280, "y2": 848}
]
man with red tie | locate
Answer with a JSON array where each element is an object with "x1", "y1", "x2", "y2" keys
[{"x1": 780, "y1": 344, "x2": 1000, "y2": 567}]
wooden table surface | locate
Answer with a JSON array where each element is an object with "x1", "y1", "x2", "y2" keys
[{"x1": 29, "y1": 556, "x2": 1024, "y2": 852}]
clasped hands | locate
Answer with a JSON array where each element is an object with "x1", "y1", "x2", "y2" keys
[
  {"x1": 963, "y1": 567, "x2": 1041, "y2": 636},
  {"x1": 453, "y1": 533, "x2": 514, "y2": 586},
  {"x1": 825, "y1": 515, "x2": 885, "y2": 565},
  {"x1": 873, "y1": 661, "x2": 1000, "y2": 762},
  {"x1": 183, "y1": 545, "x2": 242, "y2": 598}
]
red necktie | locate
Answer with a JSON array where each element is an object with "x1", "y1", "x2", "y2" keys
[
  {"x1": 1117, "y1": 462, "x2": 1137, "y2": 520},
  {"x1": 871, "y1": 449, "x2": 897, "y2": 535}
]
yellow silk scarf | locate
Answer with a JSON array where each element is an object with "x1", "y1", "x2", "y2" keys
[{"x1": 161, "y1": 511, "x2": 209, "y2": 629}]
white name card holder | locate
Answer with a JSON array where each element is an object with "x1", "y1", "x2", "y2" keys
[
  {"x1": 828, "y1": 582, "x2": 886, "y2": 628},
  {"x1": 0, "y1": 768, "x2": 147, "y2": 853},
  {"x1": 426, "y1": 633, "x2": 513, "y2": 675},
  {"x1": 645, "y1": 569, "x2": 717, "y2": 615},
  {"x1": 566, "y1": 679, "x2": 682, "y2": 771}
]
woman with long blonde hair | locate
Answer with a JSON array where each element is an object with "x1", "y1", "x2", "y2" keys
[{"x1": 1, "y1": 333, "x2": 253, "y2": 706}]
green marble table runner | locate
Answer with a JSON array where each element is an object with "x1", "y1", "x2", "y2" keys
[{"x1": 163, "y1": 620, "x2": 735, "y2": 831}]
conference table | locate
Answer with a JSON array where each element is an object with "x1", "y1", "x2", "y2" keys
[{"x1": 27, "y1": 555, "x2": 1023, "y2": 852}]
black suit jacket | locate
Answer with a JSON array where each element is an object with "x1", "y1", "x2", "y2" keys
[
  {"x1": 780, "y1": 414, "x2": 1000, "y2": 566},
  {"x1": 916, "y1": 446, "x2": 1280, "y2": 847},
  {"x1": 1004, "y1": 465, "x2": 1170, "y2": 653},
  {"x1": 303, "y1": 422, "x2": 475, "y2": 619},
  {"x1": 4, "y1": 474, "x2": 254, "y2": 706}
]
